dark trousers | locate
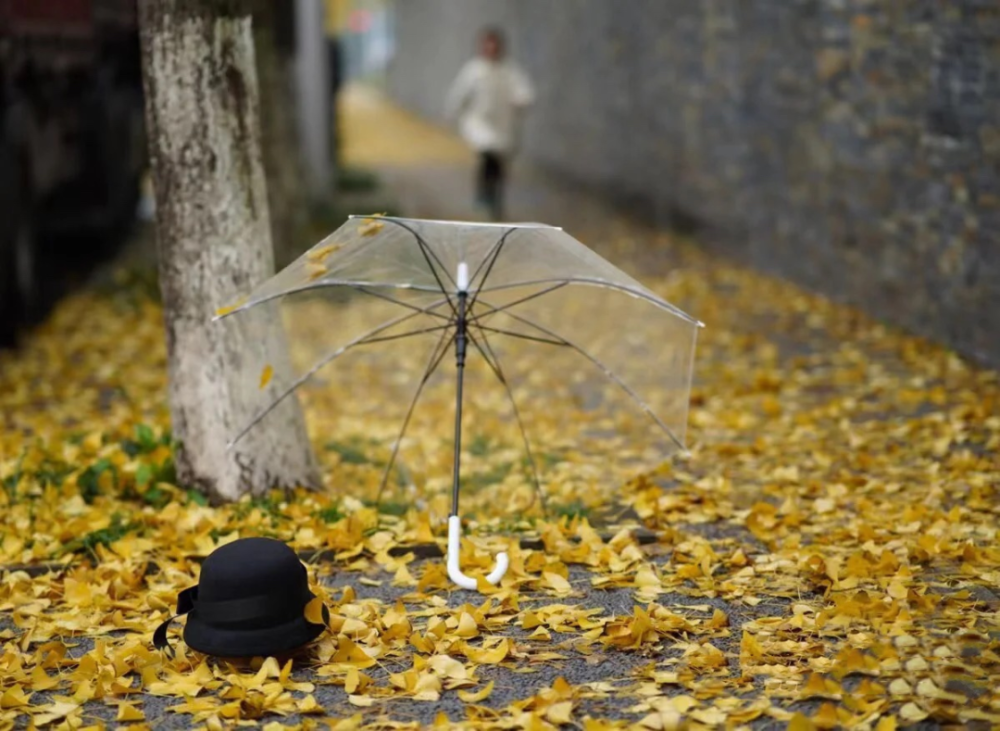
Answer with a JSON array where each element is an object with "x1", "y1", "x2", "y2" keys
[{"x1": 476, "y1": 151, "x2": 505, "y2": 220}]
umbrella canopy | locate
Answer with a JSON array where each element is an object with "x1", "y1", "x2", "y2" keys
[{"x1": 217, "y1": 216, "x2": 700, "y2": 589}]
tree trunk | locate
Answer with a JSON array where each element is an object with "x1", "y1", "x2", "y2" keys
[{"x1": 138, "y1": 0, "x2": 319, "y2": 502}]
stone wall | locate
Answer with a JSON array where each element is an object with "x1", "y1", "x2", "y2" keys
[{"x1": 388, "y1": 0, "x2": 1000, "y2": 366}]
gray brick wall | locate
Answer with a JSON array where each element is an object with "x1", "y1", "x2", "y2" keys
[{"x1": 388, "y1": 0, "x2": 1000, "y2": 366}]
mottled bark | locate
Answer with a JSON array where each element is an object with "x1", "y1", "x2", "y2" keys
[{"x1": 138, "y1": 0, "x2": 318, "y2": 501}]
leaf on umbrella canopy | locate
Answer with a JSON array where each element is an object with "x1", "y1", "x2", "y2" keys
[
  {"x1": 306, "y1": 261, "x2": 328, "y2": 281},
  {"x1": 308, "y1": 243, "x2": 343, "y2": 261},
  {"x1": 215, "y1": 297, "x2": 247, "y2": 317},
  {"x1": 259, "y1": 364, "x2": 274, "y2": 389},
  {"x1": 358, "y1": 213, "x2": 386, "y2": 236}
]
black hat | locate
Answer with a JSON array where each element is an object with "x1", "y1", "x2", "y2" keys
[{"x1": 154, "y1": 537, "x2": 327, "y2": 657}]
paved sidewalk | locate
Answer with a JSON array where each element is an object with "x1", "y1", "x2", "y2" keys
[
  {"x1": 340, "y1": 85, "x2": 643, "y2": 250},
  {"x1": 0, "y1": 85, "x2": 996, "y2": 731}
]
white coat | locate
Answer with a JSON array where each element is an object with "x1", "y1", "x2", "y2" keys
[{"x1": 446, "y1": 57, "x2": 534, "y2": 154}]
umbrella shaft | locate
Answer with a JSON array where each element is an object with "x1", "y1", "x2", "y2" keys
[{"x1": 451, "y1": 292, "x2": 468, "y2": 518}]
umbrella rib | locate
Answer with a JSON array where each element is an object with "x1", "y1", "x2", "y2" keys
[
  {"x1": 355, "y1": 286, "x2": 453, "y2": 322},
  {"x1": 357, "y1": 323, "x2": 453, "y2": 346},
  {"x1": 376, "y1": 217, "x2": 458, "y2": 311},
  {"x1": 376, "y1": 327, "x2": 456, "y2": 505},
  {"x1": 466, "y1": 282, "x2": 570, "y2": 325},
  {"x1": 476, "y1": 299, "x2": 687, "y2": 452},
  {"x1": 465, "y1": 325, "x2": 548, "y2": 516},
  {"x1": 476, "y1": 276, "x2": 700, "y2": 324},
  {"x1": 227, "y1": 297, "x2": 451, "y2": 449},
  {"x1": 474, "y1": 324, "x2": 568, "y2": 348},
  {"x1": 467, "y1": 227, "x2": 516, "y2": 308},
  {"x1": 214, "y1": 280, "x2": 446, "y2": 322}
]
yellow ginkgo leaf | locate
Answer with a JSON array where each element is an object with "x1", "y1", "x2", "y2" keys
[
  {"x1": 344, "y1": 667, "x2": 372, "y2": 694},
  {"x1": 306, "y1": 261, "x2": 328, "y2": 281},
  {"x1": 457, "y1": 680, "x2": 494, "y2": 703},
  {"x1": 544, "y1": 571, "x2": 572, "y2": 595},
  {"x1": 546, "y1": 701, "x2": 574, "y2": 725},
  {"x1": 259, "y1": 364, "x2": 274, "y2": 389},
  {"x1": 455, "y1": 611, "x2": 479, "y2": 638},
  {"x1": 787, "y1": 713, "x2": 817, "y2": 731},
  {"x1": 303, "y1": 597, "x2": 328, "y2": 627},
  {"x1": 0, "y1": 687, "x2": 31, "y2": 708},
  {"x1": 307, "y1": 242, "x2": 343, "y2": 261},
  {"x1": 427, "y1": 654, "x2": 467, "y2": 680},
  {"x1": 116, "y1": 702, "x2": 145, "y2": 722},
  {"x1": 297, "y1": 694, "x2": 325, "y2": 714},
  {"x1": 215, "y1": 297, "x2": 247, "y2": 317},
  {"x1": 899, "y1": 704, "x2": 928, "y2": 722},
  {"x1": 30, "y1": 701, "x2": 80, "y2": 727},
  {"x1": 333, "y1": 637, "x2": 377, "y2": 669},
  {"x1": 358, "y1": 215, "x2": 385, "y2": 237},
  {"x1": 462, "y1": 638, "x2": 508, "y2": 665}
]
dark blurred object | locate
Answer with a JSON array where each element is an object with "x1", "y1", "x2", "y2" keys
[
  {"x1": 328, "y1": 35, "x2": 342, "y2": 96},
  {"x1": 0, "y1": 0, "x2": 144, "y2": 346},
  {"x1": 327, "y1": 34, "x2": 342, "y2": 164},
  {"x1": 252, "y1": 0, "x2": 311, "y2": 269},
  {"x1": 269, "y1": 0, "x2": 296, "y2": 54}
]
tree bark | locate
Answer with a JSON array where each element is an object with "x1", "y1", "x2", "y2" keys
[{"x1": 138, "y1": 0, "x2": 318, "y2": 502}]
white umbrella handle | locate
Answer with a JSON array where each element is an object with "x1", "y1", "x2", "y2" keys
[{"x1": 447, "y1": 515, "x2": 509, "y2": 590}]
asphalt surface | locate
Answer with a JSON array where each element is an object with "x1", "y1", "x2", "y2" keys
[{"x1": 5, "y1": 539, "x2": 801, "y2": 729}]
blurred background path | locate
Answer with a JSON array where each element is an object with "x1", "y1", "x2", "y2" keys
[{"x1": 339, "y1": 84, "x2": 642, "y2": 251}]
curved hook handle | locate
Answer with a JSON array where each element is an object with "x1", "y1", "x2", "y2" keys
[{"x1": 447, "y1": 516, "x2": 509, "y2": 590}]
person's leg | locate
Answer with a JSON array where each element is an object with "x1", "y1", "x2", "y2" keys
[
  {"x1": 482, "y1": 152, "x2": 503, "y2": 220},
  {"x1": 491, "y1": 154, "x2": 505, "y2": 220},
  {"x1": 476, "y1": 152, "x2": 491, "y2": 208}
]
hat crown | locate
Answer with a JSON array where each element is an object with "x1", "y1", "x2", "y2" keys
[{"x1": 198, "y1": 537, "x2": 307, "y2": 602}]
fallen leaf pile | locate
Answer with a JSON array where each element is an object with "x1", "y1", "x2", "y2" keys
[
  {"x1": 2, "y1": 228, "x2": 997, "y2": 728},
  {"x1": 1, "y1": 91, "x2": 999, "y2": 729}
]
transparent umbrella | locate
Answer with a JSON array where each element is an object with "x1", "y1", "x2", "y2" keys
[{"x1": 216, "y1": 216, "x2": 701, "y2": 590}]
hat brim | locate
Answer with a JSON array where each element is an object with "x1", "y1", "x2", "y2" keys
[{"x1": 183, "y1": 607, "x2": 325, "y2": 658}]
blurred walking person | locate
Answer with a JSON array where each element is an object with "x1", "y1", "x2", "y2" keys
[{"x1": 446, "y1": 28, "x2": 534, "y2": 221}]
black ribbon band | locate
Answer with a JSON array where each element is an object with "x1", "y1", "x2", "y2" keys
[
  {"x1": 153, "y1": 585, "x2": 318, "y2": 653},
  {"x1": 153, "y1": 585, "x2": 197, "y2": 654},
  {"x1": 195, "y1": 587, "x2": 313, "y2": 626}
]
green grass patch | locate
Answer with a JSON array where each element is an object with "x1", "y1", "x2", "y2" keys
[
  {"x1": 464, "y1": 461, "x2": 515, "y2": 491},
  {"x1": 316, "y1": 505, "x2": 346, "y2": 523},
  {"x1": 467, "y1": 434, "x2": 493, "y2": 457},
  {"x1": 325, "y1": 438, "x2": 379, "y2": 466},
  {"x1": 551, "y1": 500, "x2": 593, "y2": 520},
  {"x1": 62, "y1": 514, "x2": 139, "y2": 561},
  {"x1": 363, "y1": 498, "x2": 410, "y2": 518}
]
